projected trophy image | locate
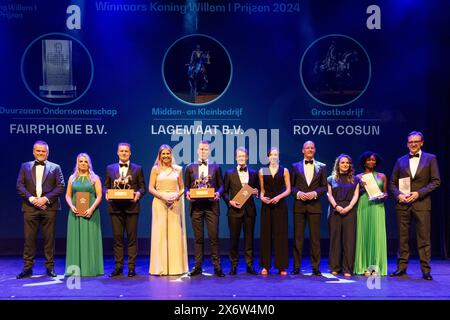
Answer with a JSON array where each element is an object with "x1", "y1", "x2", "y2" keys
[
  {"x1": 39, "y1": 39, "x2": 77, "y2": 99},
  {"x1": 187, "y1": 44, "x2": 211, "y2": 97},
  {"x1": 163, "y1": 34, "x2": 232, "y2": 105},
  {"x1": 301, "y1": 35, "x2": 371, "y2": 106}
]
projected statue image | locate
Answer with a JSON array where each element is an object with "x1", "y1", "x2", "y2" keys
[
  {"x1": 187, "y1": 44, "x2": 211, "y2": 97},
  {"x1": 163, "y1": 34, "x2": 232, "y2": 105},
  {"x1": 313, "y1": 41, "x2": 359, "y2": 93}
]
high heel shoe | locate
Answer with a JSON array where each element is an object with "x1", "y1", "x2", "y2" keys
[{"x1": 261, "y1": 268, "x2": 268, "y2": 276}]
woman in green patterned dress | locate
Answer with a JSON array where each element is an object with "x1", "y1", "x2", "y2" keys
[
  {"x1": 354, "y1": 152, "x2": 388, "y2": 276},
  {"x1": 65, "y1": 153, "x2": 104, "y2": 276}
]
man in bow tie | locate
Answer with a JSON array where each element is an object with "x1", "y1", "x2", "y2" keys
[
  {"x1": 290, "y1": 141, "x2": 327, "y2": 276},
  {"x1": 185, "y1": 140, "x2": 225, "y2": 277},
  {"x1": 16, "y1": 141, "x2": 65, "y2": 279},
  {"x1": 104, "y1": 143, "x2": 146, "y2": 277},
  {"x1": 222, "y1": 147, "x2": 259, "y2": 275},
  {"x1": 389, "y1": 131, "x2": 440, "y2": 280}
]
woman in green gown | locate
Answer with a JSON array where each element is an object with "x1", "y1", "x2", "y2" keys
[
  {"x1": 354, "y1": 152, "x2": 388, "y2": 276},
  {"x1": 65, "y1": 153, "x2": 104, "y2": 277}
]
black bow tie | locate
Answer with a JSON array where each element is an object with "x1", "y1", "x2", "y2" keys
[
  {"x1": 199, "y1": 160, "x2": 207, "y2": 166},
  {"x1": 409, "y1": 154, "x2": 419, "y2": 159},
  {"x1": 304, "y1": 160, "x2": 313, "y2": 165},
  {"x1": 119, "y1": 163, "x2": 128, "y2": 168},
  {"x1": 35, "y1": 161, "x2": 45, "y2": 166},
  {"x1": 239, "y1": 166, "x2": 247, "y2": 172}
]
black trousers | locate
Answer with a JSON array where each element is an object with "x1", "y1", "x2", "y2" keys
[
  {"x1": 260, "y1": 203, "x2": 288, "y2": 270},
  {"x1": 328, "y1": 208, "x2": 356, "y2": 274},
  {"x1": 110, "y1": 212, "x2": 139, "y2": 269},
  {"x1": 228, "y1": 213, "x2": 255, "y2": 268},
  {"x1": 23, "y1": 209, "x2": 57, "y2": 270},
  {"x1": 293, "y1": 212, "x2": 321, "y2": 271},
  {"x1": 191, "y1": 209, "x2": 221, "y2": 269},
  {"x1": 396, "y1": 208, "x2": 431, "y2": 273}
]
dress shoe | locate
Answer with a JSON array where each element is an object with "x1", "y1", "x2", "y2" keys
[
  {"x1": 291, "y1": 268, "x2": 300, "y2": 275},
  {"x1": 312, "y1": 269, "x2": 322, "y2": 276},
  {"x1": 229, "y1": 266, "x2": 237, "y2": 275},
  {"x1": 46, "y1": 269, "x2": 57, "y2": 277},
  {"x1": 128, "y1": 269, "x2": 136, "y2": 277},
  {"x1": 16, "y1": 269, "x2": 33, "y2": 279},
  {"x1": 214, "y1": 269, "x2": 226, "y2": 277},
  {"x1": 188, "y1": 267, "x2": 203, "y2": 277},
  {"x1": 422, "y1": 272, "x2": 433, "y2": 280},
  {"x1": 390, "y1": 269, "x2": 407, "y2": 277},
  {"x1": 246, "y1": 266, "x2": 258, "y2": 275},
  {"x1": 109, "y1": 268, "x2": 123, "y2": 277}
]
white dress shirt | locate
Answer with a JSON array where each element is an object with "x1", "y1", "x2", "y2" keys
[
  {"x1": 35, "y1": 163, "x2": 44, "y2": 197},
  {"x1": 304, "y1": 159, "x2": 315, "y2": 186},
  {"x1": 119, "y1": 161, "x2": 130, "y2": 177},
  {"x1": 237, "y1": 165, "x2": 249, "y2": 185},
  {"x1": 29, "y1": 161, "x2": 47, "y2": 204},
  {"x1": 409, "y1": 150, "x2": 422, "y2": 179},
  {"x1": 198, "y1": 159, "x2": 209, "y2": 178}
]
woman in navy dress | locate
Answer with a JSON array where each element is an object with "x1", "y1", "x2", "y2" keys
[{"x1": 327, "y1": 154, "x2": 359, "y2": 277}]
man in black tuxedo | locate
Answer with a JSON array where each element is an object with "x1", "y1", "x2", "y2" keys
[
  {"x1": 16, "y1": 140, "x2": 65, "y2": 279},
  {"x1": 389, "y1": 131, "x2": 440, "y2": 280},
  {"x1": 185, "y1": 140, "x2": 225, "y2": 277},
  {"x1": 290, "y1": 141, "x2": 327, "y2": 275},
  {"x1": 222, "y1": 147, "x2": 259, "y2": 275},
  {"x1": 104, "y1": 143, "x2": 146, "y2": 277}
]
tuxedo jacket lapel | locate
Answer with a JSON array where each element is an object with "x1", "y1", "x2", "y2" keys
[
  {"x1": 414, "y1": 153, "x2": 427, "y2": 178},
  {"x1": 113, "y1": 163, "x2": 120, "y2": 179},
  {"x1": 298, "y1": 162, "x2": 306, "y2": 181},
  {"x1": 193, "y1": 163, "x2": 199, "y2": 180},
  {"x1": 30, "y1": 161, "x2": 37, "y2": 187},
  {"x1": 312, "y1": 162, "x2": 320, "y2": 182},
  {"x1": 42, "y1": 163, "x2": 50, "y2": 184},
  {"x1": 403, "y1": 156, "x2": 412, "y2": 178},
  {"x1": 126, "y1": 164, "x2": 133, "y2": 177},
  {"x1": 232, "y1": 168, "x2": 243, "y2": 187}
]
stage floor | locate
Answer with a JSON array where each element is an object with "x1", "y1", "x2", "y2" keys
[{"x1": 1, "y1": 256, "x2": 449, "y2": 300}]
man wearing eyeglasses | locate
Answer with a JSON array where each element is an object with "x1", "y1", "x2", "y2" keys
[{"x1": 389, "y1": 131, "x2": 440, "y2": 280}]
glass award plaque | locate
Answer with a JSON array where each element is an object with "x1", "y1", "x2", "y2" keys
[
  {"x1": 361, "y1": 173, "x2": 384, "y2": 200},
  {"x1": 399, "y1": 177, "x2": 411, "y2": 195}
]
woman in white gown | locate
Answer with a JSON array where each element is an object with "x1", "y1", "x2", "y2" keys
[{"x1": 149, "y1": 144, "x2": 188, "y2": 275}]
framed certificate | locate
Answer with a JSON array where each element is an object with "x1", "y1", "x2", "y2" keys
[
  {"x1": 231, "y1": 184, "x2": 254, "y2": 209},
  {"x1": 361, "y1": 173, "x2": 384, "y2": 200},
  {"x1": 75, "y1": 192, "x2": 90, "y2": 216}
]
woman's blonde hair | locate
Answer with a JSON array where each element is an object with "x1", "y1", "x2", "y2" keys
[{"x1": 71, "y1": 153, "x2": 97, "y2": 184}]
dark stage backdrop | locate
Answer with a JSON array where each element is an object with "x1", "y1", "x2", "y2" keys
[{"x1": 1, "y1": 0, "x2": 449, "y2": 256}]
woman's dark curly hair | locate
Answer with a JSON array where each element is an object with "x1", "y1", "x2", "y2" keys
[{"x1": 359, "y1": 151, "x2": 382, "y2": 169}]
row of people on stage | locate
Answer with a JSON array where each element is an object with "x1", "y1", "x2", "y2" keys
[{"x1": 15, "y1": 131, "x2": 440, "y2": 281}]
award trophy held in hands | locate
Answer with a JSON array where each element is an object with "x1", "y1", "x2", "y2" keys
[
  {"x1": 190, "y1": 173, "x2": 215, "y2": 199},
  {"x1": 107, "y1": 173, "x2": 134, "y2": 200}
]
